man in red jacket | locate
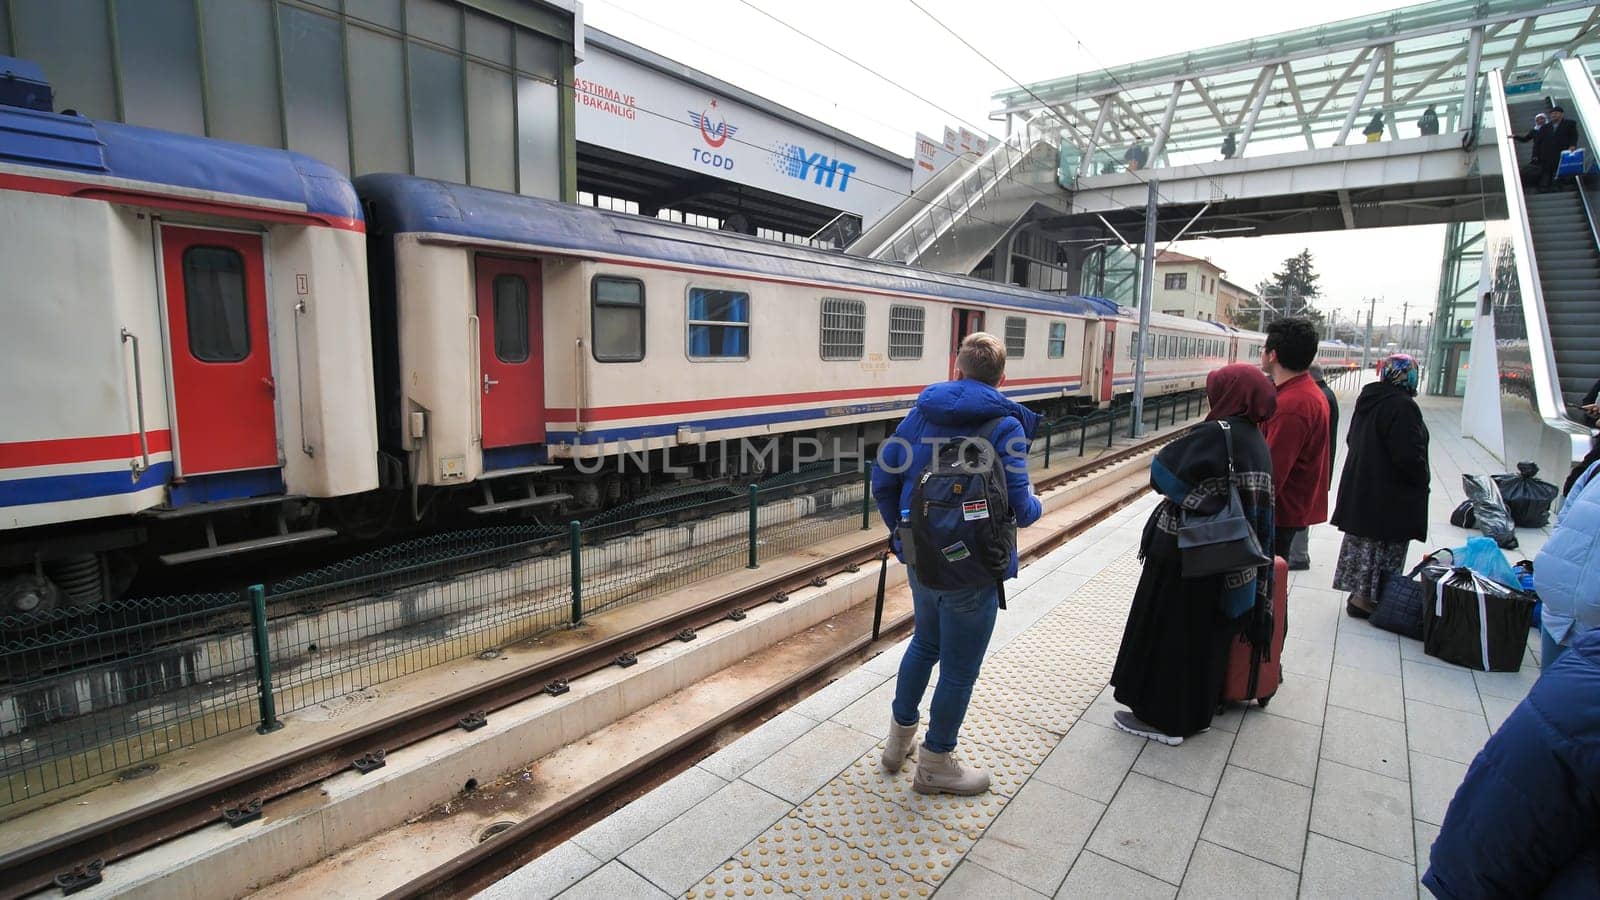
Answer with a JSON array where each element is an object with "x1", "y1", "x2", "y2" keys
[{"x1": 1260, "y1": 318, "x2": 1331, "y2": 564}]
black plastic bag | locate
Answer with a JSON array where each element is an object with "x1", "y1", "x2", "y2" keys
[
  {"x1": 1462, "y1": 474, "x2": 1518, "y2": 549},
  {"x1": 1492, "y1": 462, "x2": 1560, "y2": 528},
  {"x1": 1449, "y1": 501, "x2": 1476, "y2": 529},
  {"x1": 1421, "y1": 566, "x2": 1535, "y2": 671}
]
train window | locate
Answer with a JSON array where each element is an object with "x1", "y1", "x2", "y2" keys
[
  {"x1": 1048, "y1": 321, "x2": 1066, "y2": 359},
  {"x1": 820, "y1": 297, "x2": 866, "y2": 360},
  {"x1": 1005, "y1": 317, "x2": 1026, "y2": 358},
  {"x1": 490, "y1": 275, "x2": 531, "y2": 363},
  {"x1": 688, "y1": 287, "x2": 750, "y2": 359},
  {"x1": 1129, "y1": 330, "x2": 1139, "y2": 359},
  {"x1": 1158, "y1": 335, "x2": 1168, "y2": 358},
  {"x1": 182, "y1": 246, "x2": 250, "y2": 362},
  {"x1": 888, "y1": 304, "x2": 924, "y2": 360},
  {"x1": 592, "y1": 276, "x2": 645, "y2": 362}
]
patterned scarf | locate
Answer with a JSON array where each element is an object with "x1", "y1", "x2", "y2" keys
[{"x1": 1381, "y1": 354, "x2": 1419, "y2": 396}]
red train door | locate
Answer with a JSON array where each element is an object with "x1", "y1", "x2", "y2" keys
[
  {"x1": 948, "y1": 308, "x2": 985, "y2": 380},
  {"x1": 1100, "y1": 321, "x2": 1118, "y2": 404},
  {"x1": 476, "y1": 257, "x2": 545, "y2": 448},
  {"x1": 161, "y1": 225, "x2": 278, "y2": 476}
]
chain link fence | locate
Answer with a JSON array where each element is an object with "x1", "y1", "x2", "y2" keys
[{"x1": 0, "y1": 467, "x2": 870, "y2": 807}]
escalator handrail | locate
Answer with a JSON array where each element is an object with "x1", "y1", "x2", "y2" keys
[
  {"x1": 1487, "y1": 67, "x2": 1569, "y2": 426},
  {"x1": 1557, "y1": 57, "x2": 1600, "y2": 263}
]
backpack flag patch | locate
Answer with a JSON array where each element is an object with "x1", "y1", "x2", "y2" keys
[
  {"x1": 941, "y1": 541, "x2": 971, "y2": 562},
  {"x1": 962, "y1": 499, "x2": 990, "y2": 521}
]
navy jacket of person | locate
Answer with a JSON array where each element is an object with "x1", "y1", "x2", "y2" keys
[
  {"x1": 1422, "y1": 627, "x2": 1600, "y2": 898},
  {"x1": 872, "y1": 380, "x2": 1043, "y2": 578}
]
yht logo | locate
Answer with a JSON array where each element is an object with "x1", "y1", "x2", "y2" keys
[
  {"x1": 688, "y1": 99, "x2": 737, "y2": 148},
  {"x1": 772, "y1": 143, "x2": 857, "y2": 193}
]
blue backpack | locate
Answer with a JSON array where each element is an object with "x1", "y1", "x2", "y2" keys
[{"x1": 904, "y1": 417, "x2": 1017, "y2": 606}]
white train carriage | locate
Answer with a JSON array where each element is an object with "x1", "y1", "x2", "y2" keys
[
  {"x1": 1117, "y1": 313, "x2": 1236, "y2": 397},
  {"x1": 356, "y1": 175, "x2": 1106, "y2": 511},
  {"x1": 0, "y1": 70, "x2": 377, "y2": 610},
  {"x1": 1315, "y1": 340, "x2": 1360, "y2": 371}
]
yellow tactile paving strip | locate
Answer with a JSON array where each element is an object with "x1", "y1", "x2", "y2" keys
[{"x1": 684, "y1": 550, "x2": 1145, "y2": 899}]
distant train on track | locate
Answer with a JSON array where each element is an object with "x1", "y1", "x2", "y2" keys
[{"x1": 0, "y1": 58, "x2": 1363, "y2": 613}]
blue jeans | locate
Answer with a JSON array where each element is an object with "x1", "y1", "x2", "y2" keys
[{"x1": 892, "y1": 568, "x2": 1000, "y2": 753}]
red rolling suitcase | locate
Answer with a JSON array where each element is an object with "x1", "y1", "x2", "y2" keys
[{"x1": 1222, "y1": 556, "x2": 1287, "y2": 707}]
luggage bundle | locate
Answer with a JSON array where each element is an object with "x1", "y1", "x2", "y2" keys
[
  {"x1": 1492, "y1": 462, "x2": 1559, "y2": 528},
  {"x1": 1421, "y1": 565, "x2": 1536, "y2": 672},
  {"x1": 1460, "y1": 474, "x2": 1518, "y2": 549},
  {"x1": 1449, "y1": 464, "x2": 1560, "y2": 549}
]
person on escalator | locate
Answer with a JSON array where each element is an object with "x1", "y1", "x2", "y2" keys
[
  {"x1": 1515, "y1": 113, "x2": 1549, "y2": 186},
  {"x1": 1534, "y1": 106, "x2": 1580, "y2": 192},
  {"x1": 1418, "y1": 105, "x2": 1440, "y2": 136}
]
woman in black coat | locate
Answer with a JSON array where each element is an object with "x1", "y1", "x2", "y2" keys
[{"x1": 1331, "y1": 355, "x2": 1430, "y2": 618}]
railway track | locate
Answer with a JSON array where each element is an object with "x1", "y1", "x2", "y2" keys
[{"x1": 0, "y1": 425, "x2": 1192, "y2": 899}]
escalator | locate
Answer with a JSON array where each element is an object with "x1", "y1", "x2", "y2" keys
[{"x1": 1478, "y1": 58, "x2": 1599, "y2": 490}]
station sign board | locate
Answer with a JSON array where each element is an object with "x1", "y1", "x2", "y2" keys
[{"x1": 573, "y1": 45, "x2": 910, "y2": 229}]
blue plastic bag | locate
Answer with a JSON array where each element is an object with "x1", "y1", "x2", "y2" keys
[
  {"x1": 1556, "y1": 148, "x2": 1586, "y2": 178},
  {"x1": 1451, "y1": 535, "x2": 1520, "y2": 590}
]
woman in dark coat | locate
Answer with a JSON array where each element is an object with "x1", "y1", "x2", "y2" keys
[
  {"x1": 1331, "y1": 354, "x2": 1430, "y2": 618},
  {"x1": 1111, "y1": 364, "x2": 1276, "y2": 745}
]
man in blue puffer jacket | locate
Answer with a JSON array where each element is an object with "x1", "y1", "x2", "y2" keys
[
  {"x1": 1422, "y1": 627, "x2": 1600, "y2": 898},
  {"x1": 1533, "y1": 459, "x2": 1600, "y2": 666},
  {"x1": 871, "y1": 332, "x2": 1042, "y2": 795}
]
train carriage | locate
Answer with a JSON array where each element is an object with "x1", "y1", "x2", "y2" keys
[
  {"x1": 357, "y1": 175, "x2": 1106, "y2": 511},
  {"x1": 0, "y1": 64, "x2": 378, "y2": 611}
]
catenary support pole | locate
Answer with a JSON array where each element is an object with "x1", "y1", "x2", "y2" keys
[{"x1": 1131, "y1": 178, "x2": 1159, "y2": 439}]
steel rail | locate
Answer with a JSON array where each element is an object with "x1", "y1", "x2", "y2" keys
[{"x1": 0, "y1": 424, "x2": 1189, "y2": 899}]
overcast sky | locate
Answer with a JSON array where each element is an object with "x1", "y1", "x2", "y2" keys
[{"x1": 584, "y1": 0, "x2": 1447, "y2": 328}]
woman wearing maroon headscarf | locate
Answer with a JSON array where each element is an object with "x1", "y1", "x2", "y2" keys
[{"x1": 1111, "y1": 364, "x2": 1278, "y2": 745}]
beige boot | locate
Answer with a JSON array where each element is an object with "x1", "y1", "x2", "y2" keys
[
  {"x1": 883, "y1": 719, "x2": 918, "y2": 772},
  {"x1": 913, "y1": 748, "x2": 990, "y2": 795}
]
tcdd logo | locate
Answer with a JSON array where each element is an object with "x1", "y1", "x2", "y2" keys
[
  {"x1": 688, "y1": 99, "x2": 737, "y2": 148},
  {"x1": 772, "y1": 143, "x2": 856, "y2": 193}
]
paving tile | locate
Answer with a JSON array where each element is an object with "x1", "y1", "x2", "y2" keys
[
  {"x1": 478, "y1": 842, "x2": 605, "y2": 900},
  {"x1": 1056, "y1": 851, "x2": 1177, "y2": 899},
  {"x1": 1319, "y1": 705, "x2": 1409, "y2": 780},
  {"x1": 1229, "y1": 710, "x2": 1321, "y2": 787},
  {"x1": 1131, "y1": 726, "x2": 1236, "y2": 796},
  {"x1": 1033, "y1": 720, "x2": 1145, "y2": 803},
  {"x1": 556, "y1": 860, "x2": 671, "y2": 900},
  {"x1": 620, "y1": 779, "x2": 793, "y2": 896},
  {"x1": 744, "y1": 720, "x2": 880, "y2": 804},
  {"x1": 801, "y1": 774, "x2": 1001, "y2": 843},
  {"x1": 571, "y1": 766, "x2": 728, "y2": 861},
  {"x1": 965, "y1": 678, "x2": 1085, "y2": 735},
  {"x1": 1200, "y1": 766, "x2": 1312, "y2": 872},
  {"x1": 1309, "y1": 760, "x2": 1414, "y2": 863},
  {"x1": 1415, "y1": 820, "x2": 1442, "y2": 891},
  {"x1": 862, "y1": 638, "x2": 914, "y2": 676},
  {"x1": 685, "y1": 858, "x2": 790, "y2": 900},
  {"x1": 700, "y1": 711, "x2": 823, "y2": 782},
  {"x1": 1400, "y1": 659, "x2": 1481, "y2": 713},
  {"x1": 733, "y1": 814, "x2": 919, "y2": 899},
  {"x1": 1085, "y1": 773, "x2": 1210, "y2": 884},
  {"x1": 1409, "y1": 752, "x2": 1469, "y2": 827},
  {"x1": 1282, "y1": 636, "x2": 1335, "y2": 679},
  {"x1": 1327, "y1": 665, "x2": 1404, "y2": 721},
  {"x1": 967, "y1": 779, "x2": 1103, "y2": 895},
  {"x1": 1404, "y1": 701, "x2": 1490, "y2": 765},
  {"x1": 790, "y1": 667, "x2": 893, "y2": 722},
  {"x1": 833, "y1": 678, "x2": 920, "y2": 739},
  {"x1": 1481, "y1": 694, "x2": 1520, "y2": 732},
  {"x1": 1257, "y1": 672, "x2": 1329, "y2": 726},
  {"x1": 952, "y1": 702, "x2": 1058, "y2": 765},
  {"x1": 1177, "y1": 840, "x2": 1299, "y2": 899},
  {"x1": 1079, "y1": 685, "x2": 1121, "y2": 731},
  {"x1": 795, "y1": 782, "x2": 974, "y2": 886},
  {"x1": 1471, "y1": 665, "x2": 1542, "y2": 702},
  {"x1": 1332, "y1": 632, "x2": 1403, "y2": 677},
  {"x1": 937, "y1": 860, "x2": 1048, "y2": 899},
  {"x1": 1299, "y1": 833, "x2": 1419, "y2": 899},
  {"x1": 1207, "y1": 698, "x2": 1248, "y2": 734}
]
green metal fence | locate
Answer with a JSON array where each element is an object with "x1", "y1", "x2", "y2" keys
[{"x1": 0, "y1": 467, "x2": 869, "y2": 807}]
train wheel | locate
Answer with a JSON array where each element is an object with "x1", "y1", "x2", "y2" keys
[{"x1": 0, "y1": 573, "x2": 64, "y2": 617}]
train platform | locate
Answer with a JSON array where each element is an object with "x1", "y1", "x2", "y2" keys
[{"x1": 481, "y1": 390, "x2": 1553, "y2": 900}]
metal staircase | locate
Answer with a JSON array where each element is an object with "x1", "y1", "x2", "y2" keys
[{"x1": 847, "y1": 114, "x2": 1071, "y2": 274}]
